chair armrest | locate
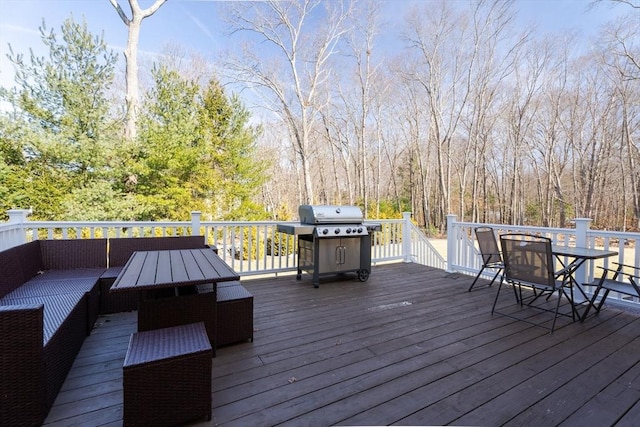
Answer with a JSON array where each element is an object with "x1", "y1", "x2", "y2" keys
[
  {"x1": 621, "y1": 271, "x2": 640, "y2": 282},
  {"x1": 613, "y1": 262, "x2": 639, "y2": 272},
  {"x1": 590, "y1": 262, "x2": 640, "y2": 294},
  {"x1": 594, "y1": 264, "x2": 626, "y2": 281}
]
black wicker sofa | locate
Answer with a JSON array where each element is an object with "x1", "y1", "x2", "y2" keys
[
  {"x1": 0, "y1": 238, "x2": 107, "y2": 426},
  {"x1": 0, "y1": 235, "x2": 209, "y2": 426}
]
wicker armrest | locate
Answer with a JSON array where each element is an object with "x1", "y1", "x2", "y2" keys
[
  {"x1": 4, "y1": 293, "x2": 85, "y2": 344},
  {"x1": 0, "y1": 304, "x2": 46, "y2": 426}
]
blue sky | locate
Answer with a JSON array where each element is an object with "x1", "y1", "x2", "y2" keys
[{"x1": 0, "y1": 0, "x2": 631, "y2": 91}]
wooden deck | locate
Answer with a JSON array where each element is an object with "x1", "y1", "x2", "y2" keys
[{"x1": 43, "y1": 262, "x2": 640, "y2": 426}]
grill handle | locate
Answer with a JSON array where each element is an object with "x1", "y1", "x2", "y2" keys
[{"x1": 336, "y1": 245, "x2": 346, "y2": 265}]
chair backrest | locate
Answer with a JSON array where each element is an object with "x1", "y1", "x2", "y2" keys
[
  {"x1": 499, "y1": 233, "x2": 556, "y2": 288},
  {"x1": 475, "y1": 227, "x2": 502, "y2": 265}
]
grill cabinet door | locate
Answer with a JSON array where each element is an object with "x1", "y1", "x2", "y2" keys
[
  {"x1": 317, "y1": 238, "x2": 360, "y2": 273},
  {"x1": 340, "y1": 238, "x2": 361, "y2": 271}
]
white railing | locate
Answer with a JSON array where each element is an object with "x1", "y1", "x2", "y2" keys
[
  {"x1": 447, "y1": 214, "x2": 640, "y2": 308},
  {"x1": 406, "y1": 214, "x2": 447, "y2": 270},
  {"x1": 2, "y1": 209, "x2": 637, "y2": 305},
  {"x1": 0, "y1": 210, "x2": 431, "y2": 276}
]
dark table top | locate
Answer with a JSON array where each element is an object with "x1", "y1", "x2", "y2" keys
[
  {"x1": 551, "y1": 245, "x2": 618, "y2": 260},
  {"x1": 110, "y1": 248, "x2": 239, "y2": 292}
]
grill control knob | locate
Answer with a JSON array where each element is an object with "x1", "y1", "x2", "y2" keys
[
  {"x1": 357, "y1": 227, "x2": 363, "y2": 233},
  {"x1": 334, "y1": 228, "x2": 341, "y2": 234},
  {"x1": 322, "y1": 228, "x2": 329, "y2": 235},
  {"x1": 346, "y1": 228, "x2": 352, "y2": 234}
]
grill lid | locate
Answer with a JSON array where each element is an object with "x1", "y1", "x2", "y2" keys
[{"x1": 299, "y1": 205, "x2": 363, "y2": 225}]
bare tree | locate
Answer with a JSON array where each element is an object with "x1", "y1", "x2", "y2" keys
[
  {"x1": 401, "y1": 0, "x2": 519, "y2": 230},
  {"x1": 344, "y1": 1, "x2": 382, "y2": 215},
  {"x1": 457, "y1": 0, "x2": 521, "y2": 223},
  {"x1": 598, "y1": 14, "x2": 640, "y2": 228},
  {"x1": 223, "y1": 0, "x2": 353, "y2": 205},
  {"x1": 109, "y1": 0, "x2": 167, "y2": 140}
]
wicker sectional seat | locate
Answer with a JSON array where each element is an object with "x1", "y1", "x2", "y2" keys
[
  {"x1": 0, "y1": 239, "x2": 107, "y2": 426},
  {"x1": 0, "y1": 235, "x2": 212, "y2": 425}
]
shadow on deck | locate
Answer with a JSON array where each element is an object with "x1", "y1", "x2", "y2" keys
[{"x1": 44, "y1": 262, "x2": 640, "y2": 426}]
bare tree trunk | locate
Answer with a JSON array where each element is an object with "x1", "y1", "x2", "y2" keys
[
  {"x1": 109, "y1": 0, "x2": 167, "y2": 141},
  {"x1": 223, "y1": 0, "x2": 353, "y2": 206}
]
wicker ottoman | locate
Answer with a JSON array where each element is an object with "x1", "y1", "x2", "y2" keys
[
  {"x1": 123, "y1": 322, "x2": 212, "y2": 427},
  {"x1": 217, "y1": 285, "x2": 254, "y2": 346}
]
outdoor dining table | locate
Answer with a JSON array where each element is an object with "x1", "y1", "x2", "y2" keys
[
  {"x1": 110, "y1": 248, "x2": 240, "y2": 347},
  {"x1": 110, "y1": 247, "x2": 239, "y2": 292},
  {"x1": 551, "y1": 245, "x2": 618, "y2": 321}
]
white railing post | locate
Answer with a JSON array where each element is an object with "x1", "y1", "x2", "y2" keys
[
  {"x1": 446, "y1": 214, "x2": 457, "y2": 273},
  {"x1": 191, "y1": 211, "x2": 202, "y2": 239},
  {"x1": 402, "y1": 212, "x2": 412, "y2": 263},
  {"x1": 574, "y1": 217, "x2": 592, "y2": 286},
  {"x1": 7, "y1": 209, "x2": 32, "y2": 246}
]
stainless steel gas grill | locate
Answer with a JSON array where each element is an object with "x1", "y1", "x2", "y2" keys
[{"x1": 277, "y1": 205, "x2": 381, "y2": 288}]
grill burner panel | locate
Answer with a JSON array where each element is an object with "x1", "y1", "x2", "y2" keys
[{"x1": 315, "y1": 225, "x2": 368, "y2": 237}]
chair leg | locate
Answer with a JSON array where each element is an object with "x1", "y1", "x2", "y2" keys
[
  {"x1": 550, "y1": 289, "x2": 563, "y2": 333},
  {"x1": 488, "y1": 269, "x2": 502, "y2": 287},
  {"x1": 469, "y1": 266, "x2": 487, "y2": 291},
  {"x1": 567, "y1": 285, "x2": 576, "y2": 322},
  {"x1": 491, "y1": 280, "x2": 504, "y2": 314},
  {"x1": 470, "y1": 267, "x2": 502, "y2": 292},
  {"x1": 582, "y1": 288, "x2": 610, "y2": 321},
  {"x1": 515, "y1": 283, "x2": 523, "y2": 305}
]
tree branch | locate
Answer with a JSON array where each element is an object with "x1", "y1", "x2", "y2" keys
[
  {"x1": 141, "y1": 0, "x2": 168, "y2": 19},
  {"x1": 109, "y1": 0, "x2": 131, "y2": 26}
]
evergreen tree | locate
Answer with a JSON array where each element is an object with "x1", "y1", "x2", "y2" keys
[
  {"x1": 132, "y1": 64, "x2": 204, "y2": 219},
  {"x1": 199, "y1": 79, "x2": 267, "y2": 220},
  {"x1": 0, "y1": 18, "x2": 119, "y2": 219},
  {"x1": 132, "y1": 65, "x2": 267, "y2": 220}
]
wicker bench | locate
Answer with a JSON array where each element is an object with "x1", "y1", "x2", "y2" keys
[
  {"x1": 217, "y1": 284, "x2": 254, "y2": 346},
  {"x1": 210, "y1": 281, "x2": 254, "y2": 346},
  {"x1": 123, "y1": 322, "x2": 212, "y2": 426},
  {"x1": 137, "y1": 286, "x2": 218, "y2": 355}
]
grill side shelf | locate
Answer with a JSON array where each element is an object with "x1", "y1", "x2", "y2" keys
[{"x1": 276, "y1": 224, "x2": 314, "y2": 236}]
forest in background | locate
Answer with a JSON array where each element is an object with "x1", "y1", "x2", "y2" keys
[{"x1": 0, "y1": 0, "x2": 638, "y2": 233}]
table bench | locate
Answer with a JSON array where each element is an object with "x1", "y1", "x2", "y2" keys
[
  {"x1": 216, "y1": 283, "x2": 254, "y2": 346},
  {"x1": 195, "y1": 280, "x2": 254, "y2": 346},
  {"x1": 123, "y1": 322, "x2": 212, "y2": 426}
]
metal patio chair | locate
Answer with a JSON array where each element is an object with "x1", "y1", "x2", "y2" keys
[
  {"x1": 492, "y1": 233, "x2": 575, "y2": 333},
  {"x1": 468, "y1": 226, "x2": 504, "y2": 292},
  {"x1": 581, "y1": 262, "x2": 640, "y2": 320}
]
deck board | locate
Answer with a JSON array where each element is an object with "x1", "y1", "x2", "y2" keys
[{"x1": 43, "y1": 262, "x2": 640, "y2": 426}]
